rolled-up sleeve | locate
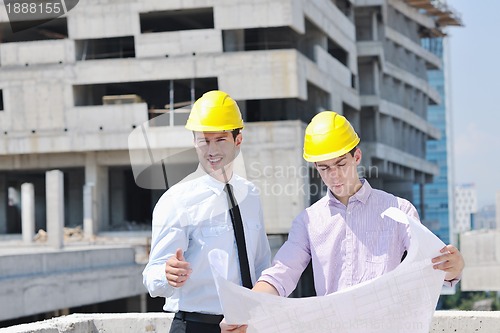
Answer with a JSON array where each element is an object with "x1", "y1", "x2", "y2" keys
[
  {"x1": 258, "y1": 212, "x2": 310, "y2": 297},
  {"x1": 142, "y1": 194, "x2": 189, "y2": 298}
]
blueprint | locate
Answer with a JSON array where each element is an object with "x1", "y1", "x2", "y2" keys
[{"x1": 209, "y1": 207, "x2": 446, "y2": 333}]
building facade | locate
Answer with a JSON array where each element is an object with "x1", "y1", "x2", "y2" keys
[
  {"x1": 412, "y1": 37, "x2": 454, "y2": 245},
  {"x1": 0, "y1": 0, "x2": 461, "y2": 323},
  {"x1": 454, "y1": 183, "x2": 477, "y2": 234},
  {"x1": 473, "y1": 205, "x2": 496, "y2": 230}
]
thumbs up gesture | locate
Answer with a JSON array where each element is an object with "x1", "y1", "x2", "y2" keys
[{"x1": 165, "y1": 248, "x2": 192, "y2": 287}]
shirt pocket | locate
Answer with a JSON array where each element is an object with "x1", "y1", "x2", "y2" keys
[
  {"x1": 242, "y1": 218, "x2": 263, "y2": 243},
  {"x1": 200, "y1": 218, "x2": 232, "y2": 237},
  {"x1": 364, "y1": 230, "x2": 395, "y2": 263}
]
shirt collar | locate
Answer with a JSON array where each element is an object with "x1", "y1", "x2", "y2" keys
[
  {"x1": 353, "y1": 179, "x2": 371, "y2": 204},
  {"x1": 203, "y1": 172, "x2": 236, "y2": 196},
  {"x1": 326, "y1": 178, "x2": 372, "y2": 206}
]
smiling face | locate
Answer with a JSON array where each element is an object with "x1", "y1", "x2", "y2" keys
[
  {"x1": 193, "y1": 131, "x2": 242, "y2": 182},
  {"x1": 315, "y1": 148, "x2": 363, "y2": 205}
]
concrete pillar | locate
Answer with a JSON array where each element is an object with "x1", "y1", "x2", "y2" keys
[
  {"x1": 66, "y1": 169, "x2": 84, "y2": 227},
  {"x1": 373, "y1": 61, "x2": 380, "y2": 95},
  {"x1": 46, "y1": 170, "x2": 64, "y2": 249},
  {"x1": 371, "y1": 11, "x2": 378, "y2": 41},
  {"x1": 140, "y1": 293, "x2": 147, "y2": 313},
  {"x1": 85, "y1": 152, "x2": 109, "y2": 235},
  {"x1": 109, "y1": 170, "x2": 125, "y2": 227},
  {"x1": 0, "y1": 174, "x2": 6, "y2": 234},
  {"x1": 418, "y1": 182, "x2": 425, "y2": 220},
  {"x1": 21, "y1": 183, "x2": 35, "y2": 243},
  {"x1": 374, "y1": 108, "x2": 381, "y2": 142},
  {"x1": 83, "y1": 183, "x2": 96, "y2": 239}
]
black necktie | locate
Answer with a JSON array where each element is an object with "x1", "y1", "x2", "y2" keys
[{"x1": 224, "y1": 183, "x2": 253, "y2": 289}]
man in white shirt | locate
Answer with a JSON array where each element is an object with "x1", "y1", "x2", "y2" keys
[{"x1": 143, "y1": 90, "x2": 271, "y2": 333}]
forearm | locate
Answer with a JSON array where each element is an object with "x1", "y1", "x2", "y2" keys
[{"x1": 252, "y1": 281, "x2": 279, "y2": 296}]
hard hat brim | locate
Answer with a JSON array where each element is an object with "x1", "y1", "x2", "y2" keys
[
  {"x1": 185, "y1": 124, "x2": 244, "y2": 132},
  {"x1": 303, "y1": 137, "x2": 360, "y2": 162}
]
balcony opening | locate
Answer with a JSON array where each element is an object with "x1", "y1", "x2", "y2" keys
[
  {"x1": 358, "y1": 61, "x2": 376, "y2": 95},
  {"x1": 354, "y1": 9, "x2": 374, "y2": 42},
  {"x1": 240, "y1": 27, "x2": 299, "y2": 51},
  {"x1": 343, "y1": 103, "x2": 359, "y2": 133},
  {"x1": 223, "y1": 22, "x2": 349, "y2": 68},
  {"x1": 0, "y1": 18, "x2": 67, "y2": 43},
  {"x1": 108, "y1": 166, "x2": 160, "y2": 230},
  {"x1": 73, "y1": 78, "x2": 218, "y2": 125},
  {"x1": 327, "y1": 38, "x2": 348, "y2": 66},
  {"x1": 223, "y1": 21, "x2": 325, "y2": 61},
  {"x1": 330, "y1": 0, "x2": 353, "y2": 19},
  {"x1": 75, "y1": 36, "x2": 135, "y2": 60},
  {"x1": 360, "y1": 107, "x2": 377, "y2": 142},
  {"x1": 246, "y1": 83, "x2": 330, "y2": 124},
  {"x1": 302, "y1": 19, "x2": 350, "y2": 66},
  {"x1": 140, "y1": 8, "x2": 214, "y2": 33},
  {"x1": 302, "y1": 19, "x2": 324, "y2": 61}
]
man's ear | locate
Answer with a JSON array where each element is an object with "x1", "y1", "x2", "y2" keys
[
  {"x1": 354, "y1": 148, "x2": 362, "y2": 164},
  {"x1": 235, "y1": 133, "x2": 243, "y2": 147},
  {"x1": 192, "y1": 131, "x2": 199, "y2": 145}
]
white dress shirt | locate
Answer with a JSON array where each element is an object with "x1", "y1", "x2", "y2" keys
[{"x1": 143, "y1": 171, "x2": 271, "y2": 315}]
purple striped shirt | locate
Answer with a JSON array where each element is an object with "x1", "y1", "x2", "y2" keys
[{"x1": 259, "y1": 179, "x2": 419, "y2": 297}]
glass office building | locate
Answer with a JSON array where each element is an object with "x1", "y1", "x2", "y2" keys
[{"x1": 413, "y1": 37, "x2": 453, "y2": 245}]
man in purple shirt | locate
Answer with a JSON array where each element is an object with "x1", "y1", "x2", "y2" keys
[{"x1": 221, "y1": 111, "x2": 464, "y2": 332}]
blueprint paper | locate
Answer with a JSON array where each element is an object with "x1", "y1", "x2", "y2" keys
[{"x1": 209, "y1": 207, "x2": 446, "y2": 333}]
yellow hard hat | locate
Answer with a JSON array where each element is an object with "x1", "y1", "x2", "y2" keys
[
  {"x1": 185, "y1": 90, "x2": 244, "y2": 132},
  {"x1": 303, "y1": 111, "x2": 360, "y2": 162}
]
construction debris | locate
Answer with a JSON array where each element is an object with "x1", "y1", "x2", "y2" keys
[{"x1": 34, "y1": 226, "x2": 84, "y2": 243}]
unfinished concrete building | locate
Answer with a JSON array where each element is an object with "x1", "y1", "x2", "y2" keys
[
  {"x1": 0, "y1": 0, "x2": 461, "y2": 324},
  {"x1": 354, "y1": 0, "x2": 461, "y2": 199}
]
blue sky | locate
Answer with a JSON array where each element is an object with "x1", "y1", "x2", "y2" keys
[{"x1": 447, "y1": 0, "x2": 500, "y2": 208}]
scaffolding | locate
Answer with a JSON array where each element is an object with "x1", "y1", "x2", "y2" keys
[{"x1": 404, "y1": 0, "x2": 463, "y2": 27}]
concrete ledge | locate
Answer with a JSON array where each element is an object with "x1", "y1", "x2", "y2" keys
[
  {"x1": 0, "y1": 40, "x2": 75, "y2": 67},
  {"x1": 0, "y1": 313, "x2": 174, "y2": 333},
  {"x1": 67, "y1": 104, "x2": 148, "y2": 132},
  {"x1": 362, "y1": 142, "x2": 439, "y2": 177},
  {"x1": 2, "y1": 311, "x2": 500, "y2": 333},
  {"x1": 431, "y1": 311, "x2": 500, "y2": 332},
  {"x1": 136, "y1": 29, "x2": 222, "y2": 58}
]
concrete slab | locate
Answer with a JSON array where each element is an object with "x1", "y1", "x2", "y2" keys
[{"x1": 0, "y1": 246, "x2": 146, "y2": 321}]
